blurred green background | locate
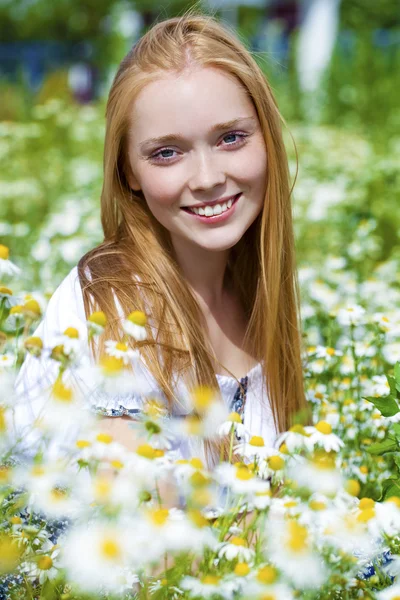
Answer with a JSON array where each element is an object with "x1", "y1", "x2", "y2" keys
[{"x1": 1, "y1": 0, "x2": 399, "y2": 293}]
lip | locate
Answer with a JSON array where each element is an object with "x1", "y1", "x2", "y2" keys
[
  {"x1": 181, "y1": 193, "x2": 240, "y2": 210},
  {"x1": 181, "y1": 193, "x2": 241, "y2": 224}
]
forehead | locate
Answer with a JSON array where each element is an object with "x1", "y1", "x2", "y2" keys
[{"x1": 128, "y1": 67, "x2": 256, "y2": 140}]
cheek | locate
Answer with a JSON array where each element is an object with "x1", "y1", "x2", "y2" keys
[{"x1": 140, "y1": 168, "x2": 182, "y2": 209}]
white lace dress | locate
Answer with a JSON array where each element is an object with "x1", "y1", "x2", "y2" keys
[{"x1": 13, "y1": 266, "x2": 278, "y2": 460}]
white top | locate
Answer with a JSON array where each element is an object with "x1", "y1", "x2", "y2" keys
[{"x1": 14, "y1": 267, "x2": 278, "y2": 460}]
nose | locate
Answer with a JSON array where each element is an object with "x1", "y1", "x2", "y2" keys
[{"x1": 187, "y1": 149, "x2": 226, "y2": 192}]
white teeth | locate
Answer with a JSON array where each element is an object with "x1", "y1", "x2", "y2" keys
[{"x1": 188, "y1": 196, "x2": 237, "y2": 217}]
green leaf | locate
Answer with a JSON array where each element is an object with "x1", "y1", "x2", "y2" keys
[
  {"x1": 394, "y1": 454, "x2": 400, "y2": 472},
  {"x1": 363, "y1": 394, "x2": 400, "y2": 417},
  {"x1": 394, "y1": 362, "x2": 400, "y2": 388},
  {"x1": 387, "y1": 375, "x2": 398, "y2": 398},
  {"x1": 391, "y1": 423, "x2": 400, "y2": 438},
  {"x1": 367, "y1": 435, "x2": 398, "y2": 455},
  {"x1": 382, "y1": 477, "x2": 400, "y2": 501}
]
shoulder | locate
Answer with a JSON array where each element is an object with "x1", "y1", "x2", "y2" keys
[{"x1": 35, "y1": 266, "x2": 88, "y2": 347}]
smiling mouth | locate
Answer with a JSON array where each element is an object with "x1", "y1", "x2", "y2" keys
[{"x1": 181, "y1": 193, "x2": 241, "y2": 217}]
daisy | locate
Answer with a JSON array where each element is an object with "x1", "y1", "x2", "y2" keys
[
  {"x1": 0, "y1": 353, "x2": 14, "y2": 369},
  {"x1": 104, "y1": 339, "x2": 141, "y2": 365},
  {"x1": 87, "y1": 311, "x2": 107, "y2": 336},
  {"x1": 180, "y1": 574, "x2": 230, "y2": 599},
  {"x1": 315, "y1": 345, "x2": 343, "y2": 360},
  {"x1": 61, "y1": 520, "x2": 138, "y2": 594},
  {"x1": 214, "y1": 462, "x2": 271, "y2": 498},
  {"x1": 304, "y1": 421, "x2": 344, "y2": 453},
  {"x1": 217, "y1": 536, "x2": 255, "y2": 562},
  {"x1": 286, "y1": 452, "x2": 343, "y2": 496},
  {"x1": 234, "y1": 435, "x2": 273, "y2": 462},
  {"x1": 274, "y1": 425, "x2": 315, "y2": 454},
  {"x1": 376, "y1": 584, "x2": 400, "y2": 600},
  {"x1": 53, "y1": 326, "x2": 85, "y2": 359},
  {"x1": 0, "y1": 244, "x2": 20, "y2": 277},
  {"x1": 21, "y1": 542, "x2": 61, "y2": 584},
  {"x1": 266, "y1": 516, "x2": 327, "y2": 589},
  {"x1": 218, "y1": 411, "x2": 249, "y2": 441},
  {"x1": 336, "y1": 304, "x2": 366, "y2": 327},
  {"x1": 122, "y1": 310, "x2": 147, "y2": 341}
]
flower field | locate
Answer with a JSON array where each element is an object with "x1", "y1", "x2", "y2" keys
[{"x1": 1, "y1": 96, "x2": 400, "y2": 599}]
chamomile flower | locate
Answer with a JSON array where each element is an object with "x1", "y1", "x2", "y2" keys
[
  {"x1": 61, "y1": 521, "x2": 137, "y2": 593},
  {"x1": 180, "y1": 574, "x2": 229, "y2": 599},
  {"x1": 53, "y1": 326, "x2": 84, "y2": 358},
  {"x1": 287, "y1": 451, "x2": 343, "y2": 496},
  {"x1": 376, "y1": 584, "x2": 400, "y2": 600},
  {"x1": 217, "y1": 536, "x2": 255, "y2": 562},
  {"x1": 266, "y1": 517, "x2": 327, "y2": 589},
  {"x1": 122, "y1": 310, "x2": 147, "y2": 341},
  {"x1": 104, "y1": 340, "x2": 140, "y2": 365},
  {"x1": 21, "y1": 543, "x2": 61, "y2": 584},
  {"x1": 0, "y1": 244, "x2": 20, "y2": 277},
  {"x1": 304, "y1": 421, "x2": 344, "y2": 453},
  {"x1": 0, "y1": 353, "x2": 14, "y2": 369},
  {"x1": 274, "y1": 425, "x2": 315, "y2": 453},
  {"x1": 218, "y1": 412, "x2": 249, "y2": 441},
  {"x1": 336, "y1": 304, "x2": 366, "y2": 326},
  {"x1": 87, "y1": 311, "x2": 107, "y2": 335},
  {"x1": 234, "y1": 435, "x2": 272, "y2": 462}
]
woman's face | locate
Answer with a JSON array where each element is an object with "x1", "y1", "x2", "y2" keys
[{"x1": 126, "y1": 66, "x2": 267, "y2": 253}]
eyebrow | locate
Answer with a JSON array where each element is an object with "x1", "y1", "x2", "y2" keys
[{"x1": 139, "y1": 117, "x2": 257, "y2": 152}]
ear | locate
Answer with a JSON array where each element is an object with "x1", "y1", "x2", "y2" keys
[{"x1": 126, "y1": 167, "x2": 141, "y2": 192}]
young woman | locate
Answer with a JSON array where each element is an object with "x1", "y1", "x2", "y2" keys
[{"x1": 15, "y1": 12, "x2": 308, "y2": 468}]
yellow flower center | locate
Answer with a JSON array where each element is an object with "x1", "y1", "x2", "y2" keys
[
  {"x1": 357, "y1": 508, "x2": 375, "y2": 522},
  {"x1": 76, "y1": 439, "x2": 91, "y2": 448},
  {"x1": 9, "y1": 305, "x2": 23, "y2": 315},
  {"x1": 110, "y1": 460, "x2": 124, "y2": 469},
  {"x1": 249, "y1": 435, "x2": 264, "y2": 447},
  {"x1": 0, "y1": 534, "x2": 23, "y2": 573},
  {"x1": 326, "y1": 347, "x2": 336, "y2": 356},
  {"x1": 315, "y1": 421, "x2": 332, "y2": 435},
  {"x1": 115, "y1": 342, "x2": 128, "y2": 352},
  {"x1": 311, "y1": 451, "x2": 336, "y2": 470},
  {"x1": 386, "y1": 497, "x2": 400, "y2": 508},
  {"x1": 201, "y1": 575, "x2": 220, "y2": 585},
  {"x1": 268, "y1": 455, "x2": 285, "y2": 471},
  {"x1": 345, "y1": 479, "x2": 360, "y2": 497},
  {"x1": 230, "y1": 536, "x2": 247, "y2": 547},
  {"x1": 284, "y1": 500, "x2": 297, "y2": 508},
  {"x1": 235, "y1": 466, "x2": 254, "y2": 481},
  {"x1": 23, "y1": 299, "x2": 41, "y2": 316},
  {"x1": 359, "y1": 498, "x2": 374, "y2": 510},
  {"x1": 88, "y1": 311, "x2": 107, "y2": 327},
  {"x1": 0, "y1": 286, "x2": 12, "y2": 295},
  {"x1": 289, "y1": 424, "x2": 307, "y2": 435},
  {"x1": 314, "y1": 392, "x2": 324, "y2": 399},
  {"x1": 228, "y1": 412, "x2": 242, "y2": 423},
  {"x1": 185, "y1": 415, "x2": 202, "y2": 435},
  {"x1": 52, "y1": 380, "x2": 73, "y2": 403},
  {"x1": 279, "y1": 442, "x2": 289, "y2": 454},
  {"x1": 234, "y1": 562, "x2": 250, "y2": 576},
  {"x1": 191, "y1": 385, "x2": 216, "y2": 412},
  {"x1": 309, "y1": 500, "x2": 327, "y2": 511},
  {"x1": 187, "y1": 509, "x2": 208, "y2": 529},
  {"x1": 96, "y1": 433, "x2": 113, "y2": 444},
  {"x1": 127, "y1": 310, "x2": 147, "y2": 326},
  {"x1": 136, "y1": 443, "x2": 156, "y2": 459},
  {"x1": 360, "y1": 466, "x2": 368, "y2": 474},
  {"x1": 149, "y1": 508, "x2": 169, "y2": 527},
  {"x1": 100, "y1": 355, "x2": 124, "y2": 376},
  {"x1": 0, "y1": 245, "x2": 9, "y2": 260},
  {"x1": 63, "y1": 327, "x2": 79, "y2": 339},
  {"x1": 259, "y1": 595, "x2": 277, "y2": 600},
  {"x1": 189, "y1": 457, "x2": 204, "y2": 470},
  {"x1": 37, "y1": 556, "x2": 53, "y2": 571},
  {"x1": 285, "y1": 520, "x2": 309, "y2": 553},
  {"x1": 24, "y1": 336, "x2": 43, "y2": 349},
  {"x1": 0, "y1": 408, "x2": 6, "y2": 433},
  {"x1": 190, "y1": 471, "x2": 210, "y2": 488},
  {"x1": 94, "y1": 478, "x2": 112, "y2": 500},
  {"x1": 31, "y1": 465, "x2": 45, "y2": 477},
  {"x1": 100, "y1": 537, "x2": 121, "y2": 561},
  {"x1": 50, "y1": 488, "x2": 67, "y2": 502},
  {"x1": 257, "y1": 565, "x2": 278, "y2": 584}
]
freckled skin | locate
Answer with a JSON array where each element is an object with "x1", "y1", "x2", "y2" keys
[{"x1": 127, "y1": 66, "x2": 268, "y2": 254}]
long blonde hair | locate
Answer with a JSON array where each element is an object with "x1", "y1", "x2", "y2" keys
[{"x1": 78, "y1": 10, "x2": 309, "y2": 466}]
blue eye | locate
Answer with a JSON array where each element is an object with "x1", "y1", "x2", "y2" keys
[{"x1": 150, "y1": 131, "x2": 248, "y2": 164}]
